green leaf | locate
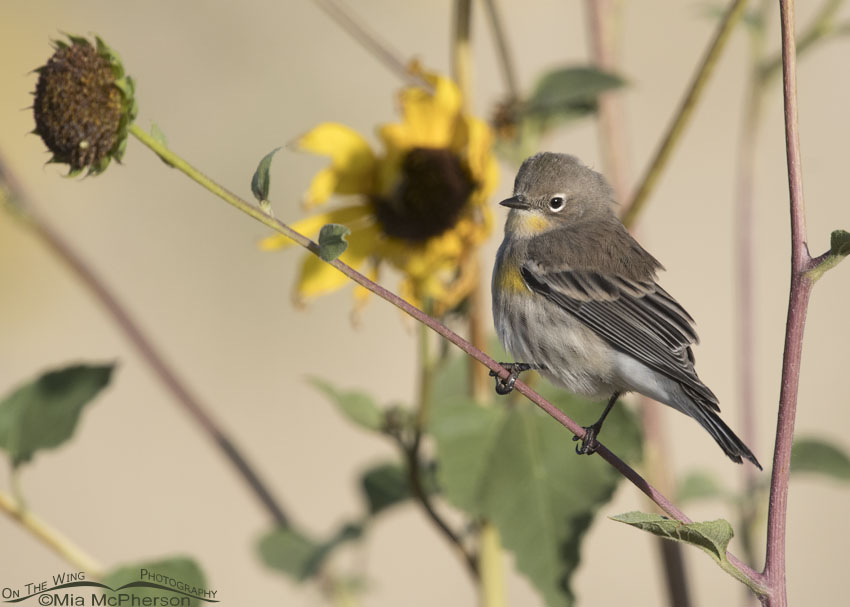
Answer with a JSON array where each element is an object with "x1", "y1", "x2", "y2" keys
[
  {"x1": 259, "y1": 523, "x2": 363, "y2": 582},
  {"x1": 318, "y1": 223, "x2": 350, "y2": 262},
  {"x1": 309, "y1": 378, "x2": 383, "y2": 431},
  {"x1": 102, "y1": 556, "x2": 208, "y2": 607},
  {"x1": 258, "y1": 527, "x2": 325, "y2": 581},
  {"x1": 359, "y1": 461, "x2": 437, "y2": 515},
  {"x1": 830, "y1": 229, "x2": 850, "y2": 257},
  {"x1": 523, "y1": 66, "x2": 625, "y2": 125},
  {"x1": 0, "y1": 364, "x2": 114, "y2": 467},
  {"x1": 791, "y1": 436, "x2": 850, "y2": 481},
  {"x1": 361, "y1": 463, "x2": 410, "y2": 515},
  {"x1": 610, "y1": 512, "x2": 733, "y2": 565},
  {"x1": 675, "y1": 470, "x2": 729, "y2": 504},
  {"x1": 251, "y1": 146, "x2": 281, "y2": 202},
  {"x1": 429, "y1": 353, "x2": 641, "y2": 607}
]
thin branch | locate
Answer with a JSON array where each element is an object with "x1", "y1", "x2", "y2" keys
[
  {"x1": 313, "y1": 0, "x2": 431, "y2": 90},
  {"x1": 482, "y1": 0, "x2": 519, "y2": 101},
  {"x1": 621, "y1": 0, "x2": 748, "y2": 228},
  {"x1": 0, "y1": 153, "x2": 290, "y2": 530},
  {"x1": 0, "y1": 491, "x2": 104, "y2": 577},
  {"x1": 126, "y1": 123, "x2": 767, "y2": 591},
  {"x1": 758, "y1": 0, "x2": 846, "y2": 83},
  {"x1": 762, "y1": 2, "x2": 814, "y2": 605},
  {"x1": 402, "y1": 437, "x2": 479, "y2": 579},
  {"x1": 404, "y1": 318, "x2": 479, "y2": 579}
]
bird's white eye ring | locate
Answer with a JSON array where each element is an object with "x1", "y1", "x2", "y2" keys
[{"x1": 548, "y1": 195, "x2": 566, "y2": 212}]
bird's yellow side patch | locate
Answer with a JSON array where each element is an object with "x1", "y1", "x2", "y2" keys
[{"x1": 495, "y1": 263, "x2": 528, "y2": 293}]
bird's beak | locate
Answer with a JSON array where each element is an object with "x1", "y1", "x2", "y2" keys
[{"x1": 499, "y1": 195, "x2": 531, "y2": 210}]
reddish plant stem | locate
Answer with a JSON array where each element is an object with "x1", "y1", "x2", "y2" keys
[{"x1": 762, "y1": 2, "x2": 814, "y2": 605}]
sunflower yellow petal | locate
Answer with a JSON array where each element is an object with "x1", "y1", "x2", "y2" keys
[
  {"x1": 383, "y1": 74, "x2": 462, "y2": 150},
  {"x1": 304, "y1": 167, "x2": 338, "y2": 207},
  {"x1": 461, "y1": 117, "x2": 495, "y2": 181},
  {"x1": 295, "y1": 123, "x2": 376, "y2": 206},
  {"x1": 295, "y1": 224, "x2": 380, "y2": 299},
  {"x1": 259, "y1": 205, "x2": 370, "y2": 251}
]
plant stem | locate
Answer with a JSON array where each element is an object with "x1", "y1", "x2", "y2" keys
[
  {"x1": 735, "y1": 0, "x2": 771, "y2": 578},
  {"x1": 478, "y1": 522, "x2": 505, "y2": 607},
  {"x1": 585, "y1": 0, "x2": 630, "y2": 201},
  {"x1": 482, "y1": 0, "x2": 519, "y2": 101},
  {"x1": 313, "y1": 0, "x2": 431, "y2": 90},
  {"x1": 451, "y1": 2, "x2": 502, "y2": 600},
  {"x1": 126, "y1": 123, "x2": 766, "y2": 590},
  {"x1": 757, "y1": 0, "x2": 846, "y2": 84},
  {"x1": 452, "y1": 0, "x2": 474, "y2": 113},
  {"x1": 401, "y1": 435, "x2": 479, "y2": 579},
  {"x1": 0, "y1": 154, "x2": 290, "y2": 530},
  {"x1": 404, "y1": 313, "x2": 479, "y2": 578},
  {"x1": 451, "y1": 0, "x2": 489, "y2": 403},
  {"x1": 0, "y1": 491, "x2": 104, "y2": 577},
  {"x1": 586, "y1": 3, "x2": 692, "y2": 604},
  {"x1": 621, "y1": 0, "x2": 748, "y2": 228},
  {"x1": 762, "y1": 2, "x2": 813, "y2": 605}
]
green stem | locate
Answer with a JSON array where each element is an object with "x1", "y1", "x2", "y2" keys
[
  {"x1": 0, "y1": 491, "x2": 104, "y2": 577},
  {"x1": 478, "y1": 522, "x2": 505, "y2": 607},
  {"x1": 415, "y1": 311, "x2": 434, "y2": 436},
  {"x1": 482, "y1": 0, "x2": 519, "y2": 101},
  {"x1": 621, "y1": 0, "x2": 748, "y2": 228},
  {"x1": 452, "y1": 0, "x2": 474, "y2": 112}
]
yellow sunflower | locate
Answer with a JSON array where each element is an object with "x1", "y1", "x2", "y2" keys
[{"x1": 261, "y1": 65, "x2": 499, "y2": 314}]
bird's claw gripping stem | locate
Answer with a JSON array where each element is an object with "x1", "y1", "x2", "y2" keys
[{"x1": 490, "y1": 363, "x2": 531, "y2": 395}]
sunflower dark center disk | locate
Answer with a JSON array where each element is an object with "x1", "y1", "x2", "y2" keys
[
  {"x1": 34, "y1": 42, "x2": 123, "y2": 171},
  {"x1": 372, "y1": 147, "x2": 475, "y2": 242}
]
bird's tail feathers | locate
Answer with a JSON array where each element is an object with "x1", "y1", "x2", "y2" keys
[{"x1": 679, "y1": 386, "x2": 762, "y2": 470}]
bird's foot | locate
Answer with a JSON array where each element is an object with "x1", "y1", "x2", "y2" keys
[
  {"x1": 490, "y1": 363, "x2": 532, "y2": 395},
  {"x1": 572, "y1": 423, "x2": 602, "y2": 455}
]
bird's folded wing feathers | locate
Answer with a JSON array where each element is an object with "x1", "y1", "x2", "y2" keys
[{"x1": 520, "y1": 264, "x2": 719, "y2": 408}]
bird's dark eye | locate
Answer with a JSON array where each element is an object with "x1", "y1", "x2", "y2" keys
[{"x1": 548, "y1": 196, "x2": 566, "y2": 212}]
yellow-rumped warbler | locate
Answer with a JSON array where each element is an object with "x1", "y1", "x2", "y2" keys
[{"x1": 491, "y1": 152, "x2": 761, "y2": 469}]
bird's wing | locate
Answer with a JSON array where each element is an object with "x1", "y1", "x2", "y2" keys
[{"x1": 520, "y1": 263, "x2": 719, "y2": 408}]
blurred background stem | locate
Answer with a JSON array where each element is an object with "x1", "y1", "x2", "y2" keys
[
  {"x1": 452, "y1": 2, "x2": 504, "y2": 605},
  {"x1": 0, "y1": 153, "x2": 291, "y2": 530},
  {"x1": 0, "y1": 490, "x2": 104, "y2": 578},
  {"x1": 621, "y1": 0, "x2": 748, "y2": 227},
  {"x1": 735, "y1": 1, "x2": 771, "y2": 586},
  {"x1": 585, "y1": 2, "x2": 692, "y2": 605},
  {"x1": 482, "y1": 0, "x2": 519, "y2": 102}
]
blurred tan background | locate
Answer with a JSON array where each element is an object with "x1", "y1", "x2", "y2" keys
[{"x1": 1, "y1": 1, "x2": 849, "y2": 605}]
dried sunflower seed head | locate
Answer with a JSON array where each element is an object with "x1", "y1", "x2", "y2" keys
[{"x1": 33, "y1": 34, "x2": 137, "y2": 177}]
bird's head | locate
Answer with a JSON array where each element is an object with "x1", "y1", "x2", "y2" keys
[{"x1": 501, "y1": 152, "x2": 617, "y2": 237}]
